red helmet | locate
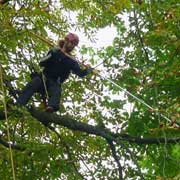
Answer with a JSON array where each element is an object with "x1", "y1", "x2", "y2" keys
[{"x1": 65, "y1": 33, "x2": 79, "y2": 46}]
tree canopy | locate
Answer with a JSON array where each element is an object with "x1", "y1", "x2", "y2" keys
[{"x1": 0, "y1": 0, "x2": 180, "y2": 179}]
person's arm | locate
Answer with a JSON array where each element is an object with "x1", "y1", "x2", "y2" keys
[{"x1": 72, "y1": 61, "x2": 91, "y2": 78}]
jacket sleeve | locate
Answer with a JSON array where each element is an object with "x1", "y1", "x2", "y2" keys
[{"x1": 72, "y1": 61, "x2": 90, "y2": 78}]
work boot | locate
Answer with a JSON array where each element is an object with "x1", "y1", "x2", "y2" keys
[{"x1": 45, "y1": 106, "x2": 54, "y2": 113}]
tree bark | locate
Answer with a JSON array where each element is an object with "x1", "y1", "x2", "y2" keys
[{"x1": 29, "y1": 107, "x2": 180, "y2": 145}]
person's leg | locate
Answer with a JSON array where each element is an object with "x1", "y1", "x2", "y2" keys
[
  {"x1": 46, "y1": 79, "x2": 61, "y2": 112},
  {"x1": 16, "y1": 76, "x2": 43, "y2": 106}
]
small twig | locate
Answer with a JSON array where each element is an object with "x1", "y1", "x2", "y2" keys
[{"x1": 133, "y1": 8, "x2": 150, "y2": 62}]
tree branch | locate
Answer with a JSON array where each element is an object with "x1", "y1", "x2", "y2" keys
[
  {"x1": 107, "y1": 139, "x2": 123, "y2": 180},
  {"x1": 29, "y1": 107, "x2": 115, "y2": 141},
  {"x1": 1, "y1": 106, "x2": 180, "y2": 147},
  {"x1": 29, "y1": 107, "x2": 180, "y2": 145},
  {"x1": 119, "y1": 142, "x2": 145, "y2": 180},
  {"x1": 116, "y1": 133, "x2": 180, "y2": 144},
  {"x1": 133, "y1": 8, "x2": 150, "y2": 62}
]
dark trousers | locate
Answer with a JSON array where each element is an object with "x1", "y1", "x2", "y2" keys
[{"x1": 16, "y1": 75, "x2": 61, "y2": 111}]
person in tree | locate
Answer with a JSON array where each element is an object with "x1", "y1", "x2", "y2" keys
[{"x1": 16, "y1": 33, "x2": 92, "y2": 113}]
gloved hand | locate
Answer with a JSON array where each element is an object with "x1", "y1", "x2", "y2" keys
[
  {"x1": 86, "y1": 67, "x2": 99, "y2": 75},
  {"x1": 83, "y1": 64, "x2": 91, "y2": 69},
  {"x1": 91, "y1": 69, "x2": 99, "y2": 75},
  {"x1": 84, "y1": 64, "x2": 99, "y2": 75}
]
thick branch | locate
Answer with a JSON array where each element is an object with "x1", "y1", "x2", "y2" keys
[
  {"x1": 1, "y1": 107, "x2": 180, "y2": 146},
  {"x1": 29, "y1": 107, "x2": 114, "y2": 141},
  {"x1": 29, "y1": 108, "x2": 180, "y2": 145},
  {"x1": 117, "y1": 133, "x2": 180, "y2": 144}
]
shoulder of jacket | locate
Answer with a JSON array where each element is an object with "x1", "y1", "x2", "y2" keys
[{"x1": 51, "y1": 47, "x2": 61, "y2": 53}]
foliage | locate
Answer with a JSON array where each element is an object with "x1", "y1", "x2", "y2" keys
[{"x1": 0, "y1": 0, "x2": 180, "y2": 179}]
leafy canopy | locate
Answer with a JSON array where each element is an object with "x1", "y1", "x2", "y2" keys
[{"x1": 0, "y1": 0, "x2": 180, "y2": 179}]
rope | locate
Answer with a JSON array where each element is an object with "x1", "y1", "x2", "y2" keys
[
  {"x1": 99, "y1": 74, "x2": 173, "y2": 124},
  {"x1": 41, "y1": 72, "x2": 49, "y2": 99},
  {"x1": 90, "y1": 57, "x2": 171, "y2": 123},
  {"x1": 0, "y1": 65, "x2": 16, "y2": 180}
]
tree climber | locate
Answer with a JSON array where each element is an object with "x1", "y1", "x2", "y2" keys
[{"x1": 16, "y1": 33, "x2": 92, "y2": 113}]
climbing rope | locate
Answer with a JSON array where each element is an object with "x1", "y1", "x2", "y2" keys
[
  {"x1": 41, "y1": 72, "x2": 49, "y2": 99},
  {"x1": 0, "y1": 65, "x2": 16, "y2": 180},
  {"x1": 98, "y1": 74, "x2": 173, "y2": 124}
]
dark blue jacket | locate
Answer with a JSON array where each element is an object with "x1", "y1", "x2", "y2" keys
[{"x1": 39, "y1": 48, "x2": 89, "y2": 83}]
